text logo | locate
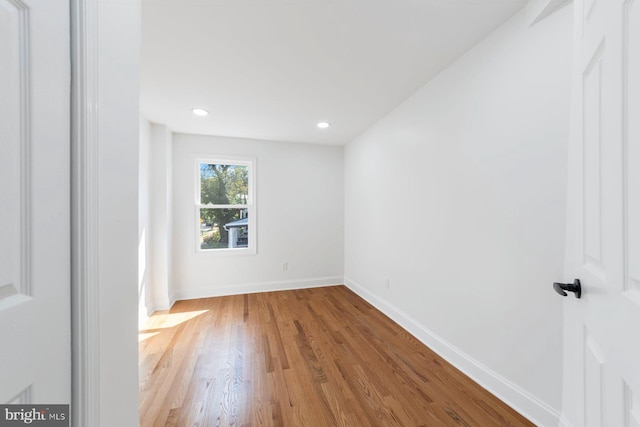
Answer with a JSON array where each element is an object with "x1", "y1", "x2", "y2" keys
[{"x1": 0, "y1": 405, "x2": 69, "y2": 427}]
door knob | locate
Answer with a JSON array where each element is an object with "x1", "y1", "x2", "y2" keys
[{"x1": 553, "y1": 279, "x2": 581, "y2": 298}]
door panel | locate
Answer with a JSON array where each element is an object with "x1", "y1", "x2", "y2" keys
[
  {"x1": 564, "y1": 1, "x2": 640, "y2": 426},
  {"x1": 584, "y1": 0, "x2": 596, "y2": 20},
  {"x1": 625, "y1": 383, "x2": 640, "y2": 427},
  {"x1": 581, "y1": 41, "x2": 605, "y2": 281},
  {"x1": 584, "y1": 331, "x2": 605, "y2": 427},
  {"x1": 0, "y1": 0, "x2": 28, "y2": 300},
  {"x1": 0, "y1": 0, "x2": 37, "y2": 402},
  {"x1": 0, "y1": 0, "x2": 70, "y2": 403},
  {"x1": 625, "y1": 0, "x2": 640, "y2": 295}
]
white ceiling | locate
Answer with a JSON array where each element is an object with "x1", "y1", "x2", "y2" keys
[{"x1": 140, "y1": 0, "x2": 527, "y2": 145}]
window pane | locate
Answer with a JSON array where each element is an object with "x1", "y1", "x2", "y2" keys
[
  {"x1": 200, "y1": 163, "x2": 249, "y2": 205},
  {"x1": 200, "y1": 208, "x2": 249, "y2": 250}
]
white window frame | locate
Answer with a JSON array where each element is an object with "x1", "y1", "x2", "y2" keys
[{"x1": 195, "y1": 157, "x2": 256, "y2": 255}]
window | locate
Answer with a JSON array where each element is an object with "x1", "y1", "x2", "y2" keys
[{"x1": 196, "y1": 158, "x2": 255, "y2": 254}]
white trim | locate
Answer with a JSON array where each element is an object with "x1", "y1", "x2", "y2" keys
[
  {"x1": 344, "y1": 277, "x2": 563, "y2": 427},
  {"x1": 70, "y1": 0, "x2": 100, "y2": 425},
  {"x1": 9, "y1": 385, "x2": 31, "y2": 405},
  {"x1": 151, "y1": 297, "x2": 173, "y2": 312},
  {"x1": 0, "y1": 293, "x2": 31, "y2": 312},
  {"x1": 172, "y1": 276, "x2": 343, "y2": 301},
  {"x1": 559, "y1": 414, "x2": 575, "y2": 427},
  {"x1": 168, "y1": 291, "x2": 176, "y2": 309},
  {"x1": 623, "y1": 0, "x2": 632, "y2": 294},
  {"x1": 197, "y1": 204, "x2": 248, "y2": 209},
  {"x1": 11, "y1": 0, "x2": 32, "y2": 298},
  {"x1": 139, "y1": 306, "x2": 150, "y2": 326},
  {"x1": 528, "y1": 0, "x2": 572, "y2": 26},
  {"x1": 143, "y1": 293, "x2": 177, "y2": 319}
]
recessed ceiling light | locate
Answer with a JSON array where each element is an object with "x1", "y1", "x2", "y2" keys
[
  {"x1": 192, "y1": 108, "x2": 209, "y2": 117},
  {"x1": 317, "y1": 122, "x2": 330, "y2": 129}
]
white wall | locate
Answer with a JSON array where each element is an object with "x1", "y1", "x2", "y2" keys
[
  {"x1": 149, "y1": 123, "x2": 174, "y2": 309},
  {"x1": 344, "y1": 4, "x2": 572, "y2": 426},
  {"x1": 95, "y1": 0, "x2": 140, "y2": 425},
  {"x1": 139, "y1": 116, "x2": 152, "y2": 322},
  {"x1": 172, "y1": 134, "x2": 344, "y2": 298},
  {"x1": 139, "y1": 118, "x2": 174, "y2": 315}
]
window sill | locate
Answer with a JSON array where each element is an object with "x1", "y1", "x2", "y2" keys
[{"x1": 197, "y1": 247, "x2": 257, "y2": 256}]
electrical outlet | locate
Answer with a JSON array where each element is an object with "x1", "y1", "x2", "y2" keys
[{"x1": 281, "y1": 262, "x2": 288, "y2": 272}]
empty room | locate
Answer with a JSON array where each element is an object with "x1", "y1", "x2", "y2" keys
[{"x1": 1, "y1": 0, "x2": 638, "y2": 426}]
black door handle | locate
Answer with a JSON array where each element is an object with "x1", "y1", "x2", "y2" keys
[{"x1": 553, "y1": 279, "x2": 581, "y2": 298}]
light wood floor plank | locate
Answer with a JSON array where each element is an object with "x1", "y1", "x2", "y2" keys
[{"x1": 139, "y1": 285, "x2": 534, "y2": 427}]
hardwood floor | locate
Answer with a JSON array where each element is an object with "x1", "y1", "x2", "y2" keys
[{"x1": 139, "y1": 286, "x2": 534, "y2": 426}]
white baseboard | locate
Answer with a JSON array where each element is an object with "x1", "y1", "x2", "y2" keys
[
  {"x1": 143, "y1": 294, "x2": 176, "y2": 318},
  {"x1": 559, "y1": 415, "x2": 574, "y2": 427},
  {"x1": 172, "y1": 276, "x2": 344, "y2": 301},
  {"x1": 168, "y1": 291, "x2": 176, "y2": 309},
  {"x1": 151, "y1": 297, "x2": 172, "y2": 312},
  {"x1": 138, "y1": 306, "x2": 150, "y2": 326},
  {"x1": 344, "y1": 277, "x2": 563, "y2": 427}
]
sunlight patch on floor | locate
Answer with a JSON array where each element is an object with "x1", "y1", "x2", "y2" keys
[
  {"x1": 138, "y1": 331, "x2": 159, "y2": 342},
  {"x1": 140, "y1": 309, "x2": 209, "y2": 331}
]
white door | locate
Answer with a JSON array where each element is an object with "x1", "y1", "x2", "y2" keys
[
  {"x1": 562, "y1": 0, "x2": 640, "y2": 426},
  {"x1": 0, "y1": 0, "x2": 70, "y2": 404}
]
